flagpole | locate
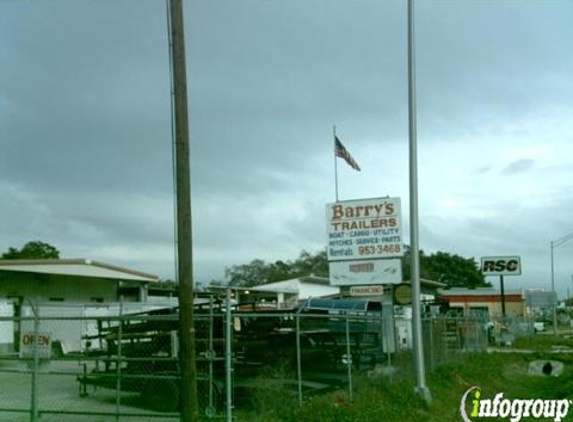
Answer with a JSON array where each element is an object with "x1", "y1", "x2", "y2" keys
[{"x1": 333, "y1": 125, "x2": 339, "y2": 202}]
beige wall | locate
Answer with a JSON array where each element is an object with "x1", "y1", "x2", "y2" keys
[{"x1": 451, "y1": 300, "x2": 525, "y2": 318}]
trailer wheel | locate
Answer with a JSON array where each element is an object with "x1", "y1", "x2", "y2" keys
[{"x1": 143, "y1": 379, "x2": 180, "y2": 412}]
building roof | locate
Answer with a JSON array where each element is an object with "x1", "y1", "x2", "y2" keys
[
  {"x1": 0, "y1": 259, "x2": 158, "y2": 283},
  {"x1": 405, "y1": 278, "x2": 448, "y2": 289},
  {"x1": 420, "y1": 278, "x2": 448, "y2": 289},
  {"x1": 250, "y1": 275, "x2": 332, "y2": 294},
  {"x1": 438, "y1": 287, "x2": 523, "y2": 297}
]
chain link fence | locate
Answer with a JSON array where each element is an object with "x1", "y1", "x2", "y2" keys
[
  {"x1": 0, "y1": 303, "x2": 222, "y2": 422},
  {"x1": 0, "y1": 301, "x2": 535, "y2": 422}
]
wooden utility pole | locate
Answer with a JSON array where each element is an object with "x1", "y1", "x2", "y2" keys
[{"x1": 169, "y1": 0, "x2": 199, "y2": 421}]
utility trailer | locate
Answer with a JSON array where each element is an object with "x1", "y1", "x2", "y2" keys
[
  {"x1": 233, "y1": 300, "x2": 393, "y2": 374},
  {"x1": 77, "y1": 299, "x2": 393, "y2": 412},
  {"x1": 77, "y1": 306, "x2": 224, "y2": 412}
]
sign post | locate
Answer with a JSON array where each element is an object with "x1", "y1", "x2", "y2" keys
[
  {"x1": 500, "y1": 275, "x2": 506, "y2": 317},
  {"x1": 480, "y1": 256, "x2": 522, "y2": 317}
]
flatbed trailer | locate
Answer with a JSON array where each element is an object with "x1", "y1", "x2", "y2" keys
[{"x1": 77, "y1": 300, "x2": 391, "y2": 412}]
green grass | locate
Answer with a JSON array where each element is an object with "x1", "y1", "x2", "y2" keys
[
  {"x1": 235, "y1": 335, "x2": 573, "y2": 422},
  {"x1": 513, "y1": 332, "x2": 573, "y2": 352}
]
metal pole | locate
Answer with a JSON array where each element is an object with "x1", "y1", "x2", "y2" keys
[
  {"x1": 571, "y1": 274, "x2": 573, "y2": 307},
  {"x1": 208, "y1": 296, "x2": 215, "y2": 416},
  {"x1": 30, "y1": 303, "x2": 39, "y2": 422},
  {"x1": 549, "y1": 233, "x2": 573, "y2": 336},
  {"x1": 296, "y1": 315, "x2": 303, "y2": 406},
  {"x1": 389, "y1": 312, "x2": 395, "y2": 384},
  {"x1": 384, "y1": 312, "x2": 392, "y2": 369},
  {"x1": 407, "y1": 0, "x2": 431, "y2": 403},
  {"x1": 551, "y1": 241, "x2": 557, "y2": 336},
  {"x1": 115, "y1": 300, "x2": 123, "y2": 422},
  {"x1": 428, "y1": 316, "x2": 434, "y2": 371},
  {"x1": 333, "y1": 125, "x2": 339, "y2": 202},
  {"x1": 500, "y1": 275, "x2": 506, "y2": 318},
  {"x1": 168, "y1": 0, "x2": 199, "y2": 420},
  {"x1": 345, "y1": 314, "x2": 353, "y2": 401},
  {"x1": 225, "y1": 286, "x2": 233, "y2": 422}
]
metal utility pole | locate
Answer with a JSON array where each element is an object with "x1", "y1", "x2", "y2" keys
[
  {"x1": 551, "y1": 240, "x2": 556, "y2": 336},
  {"x1": 169, "y1": 0, "x2": 199, "y2": 420},
  {"x1": 407, "y1": 0, "x2": 431, "y2": 404},
  {"x1": 550, "y1": 233, "x2": 573, "y2": 337}
]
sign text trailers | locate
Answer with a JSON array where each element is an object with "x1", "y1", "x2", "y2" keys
[{"x1": 326, "y1": 197, "x2": 403, "y2": 261}]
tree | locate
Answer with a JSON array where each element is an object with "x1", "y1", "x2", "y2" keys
[
  {"x1": 224, "y1": 247, "x2": 487, "y2": 289},
  {"x1": 224, "y1": 250, "x2": 329, "y2": 287},
  {"x1": 291, "y1": 250, "x2": 328, "y2": 278},
  {"x1": 401, "y1": 246, "x2": 488, "y2": 288},
  {"x1": 225, "y1": 259, "x2": 269, "y2": 287},
  {"x1": 1, "y1": 241, "x2": 60, "y2": 260}
]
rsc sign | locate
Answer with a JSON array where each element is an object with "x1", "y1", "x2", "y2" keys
[{"x1": 480, "y1": 256, "x2": 522, "y2": 276}]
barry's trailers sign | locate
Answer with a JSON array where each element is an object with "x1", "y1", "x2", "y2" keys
[
  {"x1": 480, "y1": 256, "x2": 522, "y2": 276},
  {"x1": 326, "y1": 197, "x2": 403, "y2": 261}
]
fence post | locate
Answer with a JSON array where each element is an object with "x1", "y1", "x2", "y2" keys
[
  {"x1": 115, "y1": 300, "x2": 124, "y2": 422},
  {"x1": 295, "y1": 315, "x2": 303, "y2": 406},
  {"x1": 30, "y1": 303, "x2": 39, "y2": 422},
  {"x1": 207, "y1": 296, "x2": 215, "y2": 417},
  {"x1": 428, "y1": 317, "x2": 434, "y2": 371},
  {"x1": 385, "y1": 313, "x2": 392, "y2": 380},
  {"x1": 224, "y1": 286, "x2": 233, "y2": 422},
  {"x1": 345, "y1": 314, "x2": 353, "y2": 401}
]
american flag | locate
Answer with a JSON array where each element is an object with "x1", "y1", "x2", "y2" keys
[{"x1": 335, "y1": 136, "x2": 361, "y2": 171}]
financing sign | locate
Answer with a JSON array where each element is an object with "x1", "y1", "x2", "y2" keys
[
  {"x1": 326, "y1": 197, "x2": 403, "y2": 261},
  {"x1": 349, "y1": 285, "x2": 385, "y2": 297},
  {"x1": 329, "y1": 259, "x2": 402, "y2": 286}
]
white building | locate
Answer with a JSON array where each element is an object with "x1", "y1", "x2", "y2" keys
[
  {"x1": 0, "y1": 259, "x2": 159, "y2": 305},
  {"x1": 0, "y1": 259, "x2": 164, "y2": 355},
  {"x1": 250, "y1": 275, "x2": 339, "y2": 309}
]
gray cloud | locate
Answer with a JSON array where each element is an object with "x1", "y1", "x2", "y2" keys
[
  {"x1": 473, "y1": 166, "x2": 492, "y2": 175},
  {"x1": 1, "y1": 0, "x2": 573, "y2": 296},
  {"x1": 501, "y1": 159, "x2": 535, "y2": 175}
]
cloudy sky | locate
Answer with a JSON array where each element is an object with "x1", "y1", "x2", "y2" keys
[{"x1": 1, "y1": 0, "x2": 572, "y2": 296}]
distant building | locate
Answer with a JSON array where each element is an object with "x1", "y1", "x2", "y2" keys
[
  {"x1": 524, "y1": 289, "x2": 556, "y2": 310},
  {"x1": 0, "y1": 259, "x2": 159, "y2": 306},
  {"x1": 249, "y1": 275, "x2": 339, "y2": 309},
  {"x1": 438, "y1": 287, "x2": 526, "y2": 318}
]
